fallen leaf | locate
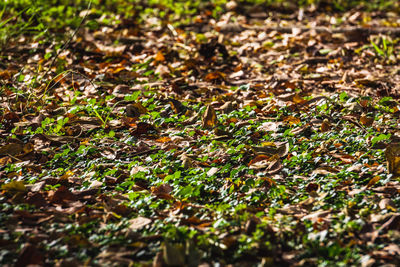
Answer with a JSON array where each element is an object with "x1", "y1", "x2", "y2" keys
[
  {"x1": 128, "y1": 216, "x2": 152, "y2": 230},
  {"x1": 2, "y1": 180, "x2": 27, "y2": 192},
  {"x1": 207, "y1": 167, "x2": 219, "y2": 177},
  {"x1": 320, "y1": 120, "x2": 331, "y2": 132},
  {"x1": 151, "y1": 184, "x2": 173, "y2": 200},
  {"x1": 155, "y1": 50, "x2": 165, "y2": 62},
  {"x1": 156, "y1": 136, "x2": 171, "y2": 143},
  {"x1": 204, "y1": 71, "x2": 226, "y2": 82},
  {"x1": 283, "y1": 116, "x2": 300, "y2": 125},
  {"x1": 379, "y1": 198, "x2": 396, "y2": 211},
  {"x1": 248, "y1": 155, "x2": 270, "y2": 166},
  {"x1": 385, "y1": 143, "x2": 400, "y2": 175},
  {"x1": 202, "y1": 105, "x2": 217, "y2": 129},
  {"x1": 258, "y1": 121, "x2": 281, "y2": 132},
  {"x1": 292, "y1": 94, "x2": 306, "y2": 104},
  {"x1": 126, "y1": 102, "x2": 148, "y2": 118},
  {"x1": 48, "y1": 186, "x2": 77, "y2": 204},
  {"x1": 360, "y1": 115, "x2": 374, "y2": 126},
  {"x1": 163, "y1": 242, "x2": 185, "y2": 266},
  {"x1": 301, "y1": 209, "x2": 332, "y2": 223},
  {"x1": 0, "y1": 143, "x2": 24, "y2": 156},
  {"x1": 15, "y1": 243, "x2": 44, "y2": 267},
  {"x1": 266, "y1": 160, "x2": 283, "y2": 174},
  {"x1": 367, "y1": 176, "x2": 380, "y2": 188},
  {"x1": 131, "y1": 122, "x2": 157, "y2": 136}
]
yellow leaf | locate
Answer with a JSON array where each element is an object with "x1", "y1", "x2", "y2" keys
[
  {"x1": 292, "y1": 94, "x2": 306, "y2": 104},
  {"x1": 283, "y1": 116, "x2": 300, "y2": 125},
  {"x1": 202, "y1": 105, "x2": 217, "y2": 129},
  {"x1": 60, "y1": 170, "x2": 74, "y2": 180},
  {"x1": 2, "y1": 180, "x2": 26, "y2": 192},
  {"x1": 261, "y1": 141, "x2": 276, "y2": 147}
]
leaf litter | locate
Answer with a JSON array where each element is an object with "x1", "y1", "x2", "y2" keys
[{"x1": 1, "y1": 0, "x2": 400, "y2": 266}]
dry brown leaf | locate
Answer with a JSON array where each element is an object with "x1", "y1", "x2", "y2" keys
[
  {"x1": 131, "y1": 122, "x2": 157, "y2": 136},
  {"x1": 0, "y1": 143, "x2": 24, "y2": 156},
  {"x1": 248, "y1": 155, "x2": 270, "y2": 166},
  {"x1": 204, "y1": 71, "x2": 226, "y2": 82},
  {"x1": 128, "y1": 217, "x2": 152, "y2": 230},
  {"x1": 276, "y1": 142, "x2": 289, "y2": 157},
  {"x1": 163, "y1": 242, "x2": 185, "y2": 266},
  {"x1": 2, "y1": 180, "x2": 27, "y2": 192},
  {"x1": 151, "y1": 184, "x2": 173, "y2": 200},
  {"x1": 367, "y1": 176, "x2": 381, "y2": 188},
  {"x1": 156, "y1": 136, "x2": 171, "y2": 143},
  {"x1": 15, "y1": 243, "x2": 44, "y2": 267},
  {"x1": 320, "y1": 120, "x2": 331, "y2": 132},
  {"x1": 385, "y1": 143, "x2": 400, "y2": 175},
  {"x1": 292, "y1": 94, "x2": 306, "y2": 104},
  {"x1": 266, "y1": 160, "x2": 283, "y2": 174},
  {"x1": 301, "y1": 209, "x2": 332, "y2": 223},
  {"x1": 360, "y1": 115, "x2": 374, "y2": 126},
  {"x1": 126, "y1": 103, "x2": 148, "y2": 118},
  {"x1": 258, "y1": 121, "x2": 281, "y2": 132},
  {"x1": 283, "y1": 116, "x2": 300, "y2": 125},
  {"x1": 379, "y1": 198, "x2": 396, "y2": 211},
  {"x1": 202, "y1": 105, "x2": 217, "y2": 129}
]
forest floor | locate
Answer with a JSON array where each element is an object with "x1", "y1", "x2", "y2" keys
[{"x1": 1, "y1": 1, "x2": 400, "y2": 266}]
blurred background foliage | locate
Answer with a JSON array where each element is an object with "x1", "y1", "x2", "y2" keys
[{"x1": 0, "y1": 0, "x2": 399, "y2": 50}]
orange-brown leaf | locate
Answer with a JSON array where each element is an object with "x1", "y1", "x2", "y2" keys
[{"x1": 202, "y1": 105, "x2": 217, "y2": 129}]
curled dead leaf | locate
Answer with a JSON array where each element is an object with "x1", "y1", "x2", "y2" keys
[
  {"x1": 169, "y1": 99, "x2": 186, "y2": 114},
  {"x1": 292, "y1": 94, "x2": 306, "y2": 104},
  {"x1": 276, "y1": 142, "x2": 289, "y2": 157},
  {"x1": 266, "y1": 160, "x2": 283, "y2": 174},
  {"x1": 379, "y1": 198, "x2": 396, "y2": 211},
  {"x1": 15, "y1": 243, "x2": 44, "y2": 267}
]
